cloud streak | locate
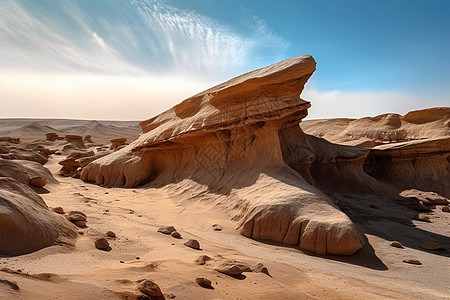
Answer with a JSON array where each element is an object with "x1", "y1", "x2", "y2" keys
[{"x1": 0, "y1": 0, "x2": 289, "y2": 80}]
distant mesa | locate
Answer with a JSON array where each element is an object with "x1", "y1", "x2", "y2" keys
[{"x1": 81, "y1": 55, "x2": 450, "y2": 256}]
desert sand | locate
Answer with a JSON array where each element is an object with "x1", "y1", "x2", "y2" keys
[{"x1": 0, "y1": 56, "x2": 449, "y2": 300}]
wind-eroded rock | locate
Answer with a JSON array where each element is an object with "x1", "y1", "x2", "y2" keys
[
  {"x1": 0, "y1": 177, "x2": 76, "y2": 255},
  {"x1": 81, "y1": 55, "x2": 364, "y2": 255}
]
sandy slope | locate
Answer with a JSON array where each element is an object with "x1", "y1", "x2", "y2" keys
[{"x1": 1, "y1": 152, "x2": 449, "y2": 300}]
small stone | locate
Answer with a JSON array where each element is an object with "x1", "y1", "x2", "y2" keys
[
  {"x1": 420, "y1": 241, "x2": 441, "y2": 250},
  {"x1": 138, "y1": 280, "x2": 163, "y2": 297},
  {"x1": 390, "y1": 241, "x2": 403, "y2": 248},
  {"x1": 215, "y1": 263, "x2": 246, "y2": 275},
  {"x1": 184, "y1": 239, "x2": 201, "y2": 250},
  {"x1": 196, "y1": 277, "x2": 213, "y2": 289},
  {"x1": 120, "y1": 261, "x2": 124, "y2": 263},
  {"x1": 369, "y1": 204, "x2": 379, "y2": 209},
  {"x1": 442, "y1": 206, "x2": 450, "y2": 212},
  {"x1": 73, "y1": 220, "x2": 87, "y2": 227},
  {"x1": 30, "y1": 177, "x2": 46, "y2": 187},
  {"x1": 416, "y1": 201, "x2": 430, "y2": 211},
  {"x1": 158, "y1": 225, "x2": 176, "y2": 234},
  {"x1": 52, "y1": 207, "x2": 65, "y2": 214},
  {"x1": 212, "y1": 224, "x2": 222, "y2": 231},
  {"x1": 413, "y1": 214, "x2": 431, "y2": 222},
  {"x1": 106, "y1": 231, "x2": 116, "y2": 238},
  {"x1": 171, "y1": 231, "x2": 181, "y2": 238},
  {"x1": 95, "y1": 238, "x2": 110, "y2": 250},
  {"x1": 136, "y1": 257, "x2": 140, "y2": 260},
  {"x1": 66, "y1": 211, "x2": 87, "y2": 221},
  {"x1": 402, "y1": 259, "x2": 422, "y2": 265},
  {"x1": 195, "y1": 255, "x2": 212, "y2": 265},
  {"x1": 167, "y1": 293, "x2": 176, "y2": 299},
  {"x1": 250, "y1": 263, "x2": 270, "y2": 276}
]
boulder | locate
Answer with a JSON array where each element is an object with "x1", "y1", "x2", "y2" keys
[
  {"x1": 420, "y1": 241, "x2": 441, "y2": 250},
  {"x1": 195, "y1": 277, "x2": 213, "y2": 289},
  {"x1": 94, "y1": 238, "x2": 110, "y2": 250},
  {"x1": 184, "y1": 239, "x2": 201, "y2": 250},
  {"x1": 250, "y1": 263, "x2": 270, "y2": 276},
  {"x1": 0, "y1": 177, "x2": 76, "y2": 255},
  {"x1": 138, "y1": 280, "x2": 163, "y2": 297},
  {"x1": 30, "y1": 177, "x2": 46, "y2": 187},
  {"x1": 195, "y1": 255, "x2": 212, "y2": 265},
  {"x1": 158, "y1": 226, "x2": 176, "y2": 234},
  {"x1": 45, "y1": 133, "x2": 59, "y2": 141}
]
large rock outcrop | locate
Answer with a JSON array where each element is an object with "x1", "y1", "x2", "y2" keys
[
  {"x1": 82, "y1": 55, "x2": 364, "y2": 255},
  {"x1": 0, "y1": 177, "x2": 77, "y2": 255}
]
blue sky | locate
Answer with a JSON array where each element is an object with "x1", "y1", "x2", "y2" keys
[{"x1": 0, "y1": 0, "x2": 448, "y2": 120}]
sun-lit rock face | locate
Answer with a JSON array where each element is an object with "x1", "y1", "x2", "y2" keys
[{"x1": 82, "y1": 55, "x2": 365, "y2": 255}]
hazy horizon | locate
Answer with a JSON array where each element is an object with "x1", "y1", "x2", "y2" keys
[{"x1": 1, "y1": 0, "x2": 449, "y2": 120}]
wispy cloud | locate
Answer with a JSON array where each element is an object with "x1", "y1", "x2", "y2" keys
[{"x1": 0, "y1": 0, "x2": 289, "y2": 80}]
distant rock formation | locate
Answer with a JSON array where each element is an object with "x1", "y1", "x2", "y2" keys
[
  {"x1": 302, "y1": 107, "x2": 450, "y2": 147},
  {"x1": 110, "y1": 138, "x2": 127, "y2": 151},
  {"x1": 65, "y1": 135, "x2": 85, "y2": 145},
  {"x1": 0, "y1": 137, "x2": 20, "y2": 144},
  {"x1": 45, "y1": 133, "x2": 59, "y2": 141},
  {"x1": 84, "y1": 135, "x2": 94, "y2": 143}
]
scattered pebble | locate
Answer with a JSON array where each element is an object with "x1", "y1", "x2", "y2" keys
[
  {"x1": 195, "y1": 255, "x2": 212, "y2": 265},
  {"x1": 251, "y1": 263, "x2": 271, "y2": 276},
  {"x1": 369, "y1": 204, "x2": 379, "y2": 209},
  {"x1": 29, "y1": 176, "x2": 46, "y2": 187},
  {"x1": 171, "y1": 231, "x2": 181, "y2": 238},
  {"x1": 442, "y1": 206, "x2": 450, "y2": 212},
  {"x1": 106, "y1": 231, "x2": 116, "y2": 238},
  {"x1": 94, "y1": 238, "x2": 110, "y2": 250},
  {"x1": 138, "y1": 280, "x2": 163, "y2": 297},
  {"x1": 158, "y1": 225, "x2": 176, "y2": 234},
  {"x1": 212, "y1": 224, "x2": 222, "y2": 231},
  {"x1": 52, "y1": 207, "x2": 65, "y2": 214},
  {"x1": 215, "y1": 263, "x2": 247, "y2": 275},
  {"x1": 196, "y1": 277, "x2": 213, "y2": 289},
  {"x1": 184, "y1": 239, "x2": 201, "y2": 250},
  {"x1": 390, "y1": 241, "x2": 404, "y2": 248},
  {"x1": 402, "y1": 259, "x2": 422, "y2": 265}
]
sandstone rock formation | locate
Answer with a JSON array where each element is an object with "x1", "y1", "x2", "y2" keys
[
  {"x1": 0, "y1": 158, "x2": 58, "y2": 187},
  {"x1": 0, "y1": 137, "x2": 20, "y2": 144},
  {"x1": 302, "y1": 107, "x2": 450, "y2": 147},
  {"x1": 1, "y1": 148, "x2": 48, "y2": 165},
  {"x1": 59, "y1": 150, "x2": 111, "y2": 178},
  {"x1": 65, "y1": 135, "x2": 85, "y2": 145},
  {"x1": 110, "y1": 138, "x2": 127, "y2": 151},
  {"x1": 0, "y1": 177, "x2": 76, "y2": 255},
  {"x1": 45, "y1": 133, "x2": 59, "y2": 141},
  {"x1": 84, "y1": 135, "x2": 94, "y2": 144},
  {"x1": 82, "y1": 55, "x2": 365, "y2": 255}
]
